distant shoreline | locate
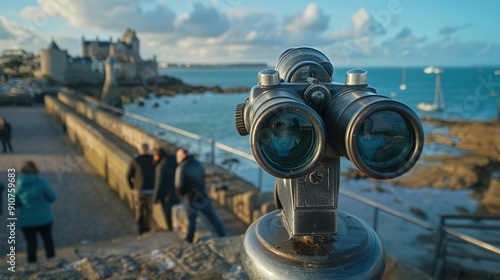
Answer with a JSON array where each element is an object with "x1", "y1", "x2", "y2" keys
[
  {"x1": 158, "y1": 64, "x2": 500, "y2": 70},
  {"x1": 158, "y1": 63, "x2": 268, "y2": 69}
]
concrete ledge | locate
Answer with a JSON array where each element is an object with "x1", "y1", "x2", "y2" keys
[{"x1": 232, "y1": 191, "x2": 274, "y2": 225}]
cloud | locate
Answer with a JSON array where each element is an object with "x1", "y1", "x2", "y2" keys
[
  {"x1": 420, "y1": 38, "x2": 500, "y2": 61},
  {"x1": 175, "y1": 3, "x2": 229, "y2": 37},
  {"x1": 222, "y1": 7, "x2": 286, "y2": 45},
  {"x1": 284, "y1": 3, "x2": 329, "y2": 34},
  {"x1": 438, "y1": 24, "x2": 472, "y2": 36},
  {"x1": 384, "y1": 27, "x2": 427, "y2": 45},
  {"x1": 0, "y1": 16, "x2": 44, "y2": 50},
  {"x1": 0, "y1": 17, "x2": 14, "y2": 39},
  {"x1": 352, "y1": 8, "x2": 386, "y2": 36},
  {"x1": 21, "y1": 0, "x2": 176, "y2": 33},
  {"x1": 143, "y1": 7, "x2": 286, "y2": 63},
  {"x1": 326, "y1": 8, "x2": 386, "y2": 44}
]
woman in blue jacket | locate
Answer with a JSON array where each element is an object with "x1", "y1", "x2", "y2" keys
[{"x1": 15, "y1": 161, "x2": 56, "y2": 263}]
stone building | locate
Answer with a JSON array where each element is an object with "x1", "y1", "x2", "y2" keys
[
  {"x1": 34, "y1": 28, "x2": 157, "y2": 85},
  {"x1": 38, "y1": 41, "x2": 69, "y2": 82}
]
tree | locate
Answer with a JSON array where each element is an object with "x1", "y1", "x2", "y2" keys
[{"x1": 2, "y1": 59, "x2": 24, "y2": 76}]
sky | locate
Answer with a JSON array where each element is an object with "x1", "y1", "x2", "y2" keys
[{"x1": 0, "y1": 0, "x2": 499, "y2": 67}]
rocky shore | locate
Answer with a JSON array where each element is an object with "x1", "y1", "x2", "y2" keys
[
  {"x1": 344, "y1": 117, "x2": 500, "y2": 215},
  {"x1": 71, "y1": 75, "x2": 250, "y2": 102}
]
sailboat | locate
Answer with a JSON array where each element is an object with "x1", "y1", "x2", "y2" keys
[
  {"x1": 399, "y1": 67, "x2": 407, "y2": 90},
  {"x1": 417, "y1": 66, "x2": 445, "y2": 112}
]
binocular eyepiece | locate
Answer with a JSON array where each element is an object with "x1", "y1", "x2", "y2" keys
[{"x1": 235, "y1": 47, "x2": 424, "y2": 180}]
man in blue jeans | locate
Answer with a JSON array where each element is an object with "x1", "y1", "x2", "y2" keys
[
  {"x1": 175, "y1": 148, "x2": 225, "y2": 243},
  {"x1": 127, "y1": 143, "x2": 156, "y2": 236}
]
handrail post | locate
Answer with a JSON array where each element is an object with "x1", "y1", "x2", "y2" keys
[
  {"x1": 373, "y1": 207, "x2": 379, "y2": 232},
  {"x1": 432, "y1": 216, "x2": 446, "y2": 279},
  {"x1": 197, "y1": 139, "x2": 202, "y2": 161},
  {"x1": 258, "y1": 168, "x2": 263, "y2": 191},
  {"x1": 210, "y1": 139, "x2": 215, "y2": 164}
]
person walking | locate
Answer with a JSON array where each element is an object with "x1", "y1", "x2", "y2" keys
[
  {"x1": 0, "y1": 117, "x2": 13, "y2": 153},
  {"x1": 127, "y1": 143, "x2": 156, "y2": 236},
  {"x1": 15, "y1": 161, "x2": 56, "y2": 263},
  {"x1": 175, "y1": 148, "x2": 225, "y2": 243},
  {"x1": 152, "y1": 148, "x2": 180, "y2": 231}
]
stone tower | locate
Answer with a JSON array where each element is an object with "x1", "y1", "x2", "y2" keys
[
  {"x1": 39, "y1": 40, "x2": 68, "y2": 83},
  {"x1": 101, "y1": 53, "x2": 122, "y2": 109},
  {"x1": 121, "y1": 28, "x2": 141, "y2": 62}
]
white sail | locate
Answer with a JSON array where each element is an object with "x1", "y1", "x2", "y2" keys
[{"x1": 417, "y1": 67, "x2": 445, "y2": 112}]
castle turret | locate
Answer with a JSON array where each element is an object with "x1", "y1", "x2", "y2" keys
[
  {"x1": 81, "y1": 36, "x2": 88, "y2": 57},
  {"x1": 39, "y1": 40, "x2": 68, "y2": 83},
  {"x1": 121, "y1": 28, "x2": 141, "y2": 61}
]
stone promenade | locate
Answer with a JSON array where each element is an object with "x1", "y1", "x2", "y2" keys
[{"x1": 0, "y1": 105, "x2": 138, "y2": 261}]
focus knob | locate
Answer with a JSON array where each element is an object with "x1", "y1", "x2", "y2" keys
[
  {"x1": 345, "y1": 68, "x2": 368, "y2": 86},
  {"x1": 235, "y1": 103, "x2": 248, "y2": 136},
  {"x1": 258, "y1": 69, "x2": 280, "y2": 87}
]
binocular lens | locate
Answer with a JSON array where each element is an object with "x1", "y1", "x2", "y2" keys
[
  {"x1": 252, "y1": 106, "x2": 325, "y2": 178},
  {"x1": 356, "y1": 111, "x2": 414, "y2": 169},
  {"x1": 325, "y1": 92, "x2": 423, "y2": 179}
]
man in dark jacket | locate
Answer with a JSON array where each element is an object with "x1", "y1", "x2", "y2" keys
[
  {"x1": 127, "y1": 143, "x2": 155, "y2": 235},
  {"x1": 175, "y1": 148, "x2": 225, "y2": 243},
  {"x1": 152, "y1": 148, "x2": 179, "y2": 230}
]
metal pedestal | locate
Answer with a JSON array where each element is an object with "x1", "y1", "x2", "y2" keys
[{"x1": 241, "y1": 210, "x2": 385, "y2": 280}]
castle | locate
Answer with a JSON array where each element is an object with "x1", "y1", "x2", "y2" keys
[{"x1": 34, "y1": 28, "x2": 157, "y2": 85}]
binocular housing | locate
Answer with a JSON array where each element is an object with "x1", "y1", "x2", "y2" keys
[
  {"x1": 235, "y1": 47, "x2": 423, "y2": 181},
  {"x1": 237, "y1": 48, "x2": 416, "y2": 279}
]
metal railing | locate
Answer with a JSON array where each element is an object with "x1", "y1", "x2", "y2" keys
[
  {"x1": 432, "y1": 215, "x2": 500, "y2": 279},
  {"x1": 339, "y1": 189, "x2": 436, "y2": 232},
  {"x1": 85, "y1": 97, "x2": 499, "y2": 278},
  {"x1": 341, "y1": 190, "x2": 500, "y2": 278}
]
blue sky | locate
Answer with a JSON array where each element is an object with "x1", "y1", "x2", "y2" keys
[{"x1": 1, "y1": 0, "x2": 499, "y2": 67}]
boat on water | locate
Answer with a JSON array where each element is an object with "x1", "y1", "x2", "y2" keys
[
  {"x1": 399, "y1": 67, "x2": 407, "y2": 91},
  {"x1": 417, "y1": 66, "x2": 445, "y2": 112}
]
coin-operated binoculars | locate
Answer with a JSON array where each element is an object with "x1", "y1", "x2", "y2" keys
[{"x1": 234, "y1": 47, "x2": 424, "y2": 280}]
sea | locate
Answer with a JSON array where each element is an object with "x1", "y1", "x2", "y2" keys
[{"x1": 123, "y1": 66, "x2": 500, "y2": 273}]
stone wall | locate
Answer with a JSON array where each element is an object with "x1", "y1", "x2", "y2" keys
[
  {"x1": 65, "y1": 71, "x2": 105, "y2": 86},
  {"x1": 45, "y1": 96, "x2": 134, "y2": 208},
  {"x1": 119, "y1": 63, "x2": 137, "y2": 80},
  {"x1": 46, "y1": 93, "x2": 275, "y2": 237}
]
